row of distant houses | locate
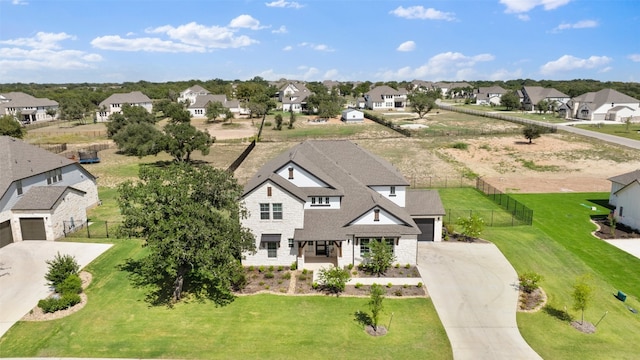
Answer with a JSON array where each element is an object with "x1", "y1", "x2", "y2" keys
[{"x1": 3, "y1": 81, "x2": 640, "y2": 124}]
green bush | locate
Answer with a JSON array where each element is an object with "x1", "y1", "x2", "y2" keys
[
  {"x1": 347, "y1": 263, "x2": 354, "y2": 270},
  {"x1": 264, "y1": 272, "x2": 275, "y2": 279},
  {"x1": 281, "y1": 272, "x2": 291, "y2": 280},
  {"x1": 268, "y1": 265, "x2": 275, "y2": 272},
  {"x1": 387, "y1": 282, "x2": 393, "y2": 288},
  {"x1": 519, "y1": 272, "x2": 543, "y2": 293},
  {"x1": 277, "y1": 265, "x2": 284, "y2": 272},
  {"x1": 451, "y1": 142, "x2": 468, "y2": 150},
  {"x1": 38, "y1": 293, "x2": 81, "y2": 313},
  {"x1": 394, "y1": 289, "x2": 403, "y2": 296},
  {"x1": 290, "y1": 262, "x2": 297, "y2": 271},
  {"x1": 417, "y1": 282, "x2": 423, "y2": 288},
  {"x1": 355, "y1": 283, "x2": 363, "y2": 289},
  {"x1": 56, "y1": 274, "x2": 82, "y2": 294},
  {"x1": 247, "y1": 265, "x2": 255, "y2": 272},
  {"x1": 258, "y1": 265, "x2": 265, "y2": 273},
  {"x1": 317, "y1": 266, "x2": 351, "y2": 295},
  {"x1": 404, "y1": 263, "x2": 411, "y2": 269},
  {"x1": 45, "y1": 253, "x2": 80, "y2": 289}
]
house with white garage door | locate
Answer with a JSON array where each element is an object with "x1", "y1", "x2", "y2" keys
[
  {"x1": 608, "y1": 169, "x2": 640, "y2": 232},
  {"x1": 240, "y1": 140, "x2": 445, "y2": 269},
  {"x1": 0, "y1": 136, "x2": 99, "y2": 248}
]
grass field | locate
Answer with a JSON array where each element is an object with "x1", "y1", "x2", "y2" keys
[
  {"x1": 0, "y1": 235, "x2": 451, "y2": 359},
  {"x1": 575, "y1": 123, "x2": 640, "y2": 141}
]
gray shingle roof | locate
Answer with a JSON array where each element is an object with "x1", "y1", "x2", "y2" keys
[
  {"x1": 99, "y1": 91, "x2": 151, "y2": 107},
  {"x1": 244, "y1": 140, "x2": 431, "y2": 240},
  {"x1": 609, "y1": 169, "x2": 640, "y2": 185},
  {"x1": 365, "y1": 85, "x2": 402, "y2": 99},
  {"x1": 405, "y1": 190, "x2": 446, "y2": 216},
  {"x1": 523, "y1": 86, "x2": 569, "y2": 104},
  {"x1": 12, "y1": 186, "x2": 85, "y2": 211},
  {"x1": 572, "y1": 89, "x2": 640, "y2": 108},
  {"x1": 0, "y1": 92, "x2": 58, "y2": 107},
  {"x1": 0, "y1": 136, "x2": 90, "y2": 199}
]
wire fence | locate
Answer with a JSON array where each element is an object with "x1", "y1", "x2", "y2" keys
[
  {"x1": 63, "y1": 220, "x2": 123, "y2": 239},
  {"x1": 475, "y1": 178, "x2": 534, "y2": 225},
  {"x1": 437, "y1": 102, "x2": 558, "y2": 133},
  {"x1": 445, "y1": 208, "x2": 530, "y2": 227},
  {"x1": 408, "y1": 175, "x2": 476, "y2": 189}
]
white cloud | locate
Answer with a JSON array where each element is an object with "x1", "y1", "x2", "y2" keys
[
  {"x1": 376, "y1": 51, "x2": 494, "y2": 80},
  {"x1": 552, "y1": 19, "x2": 598, "y2": 32},
  {"x1": 272, "y1": 25, "x2": 288, "y2": 34},
  {"x1": 229, "y1": 14, "x2": 265, "y2": 30},
  {"x1": 540, "y1": 55, "x2": 612, "y2": 75},
  {"x1": 283, "y1": 45, "x2": 293, "y2": 51},
  {"x1": 500, "y1": 0, "x2": 571, "y2": 13},
  {"x1": 265, "y1": 0, "x2": 304, "y2": 9},
  {"x1": 390, "y1": 6, "x2": 456, "y2": 21},
  {"x1": 257, "y1": 66, "x2": 321, "y2": 81},
  {"x1": 143, "y1": 22, "x2": 258, "y2": 49},
  {"x1": 518, "y1": 14, "x2": 530, "y2": 21},
  {"x1": 488, "y1": 68, "x2": 523, "y2": 81},
  {"x1": 12, "y1": 0, "x2": 28, "y2": 5},
  {"x1": 298, "y1": 42, "x2": 334, "y2": 52},
  {"x1": 0, "y1": 32, "x2": 101, "y2": 73},
  {"x1": 324, "y1": 69, "x2": 339, "y2": 79},
  {"x1": 599, "y1": 66, "x2": 612, "y2": 73},
  {"x1": 628, "y1": 54, "x2": 640, "y2": 62},
  {"x1": 91, "y1": 35, "x2": 205, "y2": 53},
  {"x1": 397, "y1": 41, "x2": 416, "y2": 52}
]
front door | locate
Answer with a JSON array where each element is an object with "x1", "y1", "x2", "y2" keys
[{"x1": 315, "y1": 241, "x2": 327, "y2": 256}]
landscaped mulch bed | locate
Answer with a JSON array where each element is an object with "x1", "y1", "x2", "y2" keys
[
  {"x1": 518, "y1": 287, "x2": 547, "y2": 312},
  {"x1": 237, "y1": 266, "x2": 293, "y2": 295},
  {"x1": 592, "y1": 218, "x2": 640, "y2": 239}
]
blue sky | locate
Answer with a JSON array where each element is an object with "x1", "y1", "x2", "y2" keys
[{"x1": 1, "y1": 0, "x2": 639, "y2": 83}]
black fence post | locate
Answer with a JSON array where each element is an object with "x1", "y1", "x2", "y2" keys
[
  {"x1": 86, "y1": 220, "x2": 91, "y2": 238},
  {"x1": 105, "y1": 221, "x2": 109, "y2": 238}
]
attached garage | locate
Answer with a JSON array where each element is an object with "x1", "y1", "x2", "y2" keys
[
  {"x1": 415, "y1": 218, "x2": 435, "y2": 241},
  {"x1": 19, "y1": 218, "x2": 46, "y2": 240},
  {"x1": 0, "y1": 220, "x2": 13, "y2": 248}
]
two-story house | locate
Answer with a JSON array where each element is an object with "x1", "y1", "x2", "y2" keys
[
  {"x1": 187, "y1": 94, "x2": 244, "y2": 118},
  {"x1": 178, "y1": 85, "x2": 211, "y2": 105},
  {"x1": 364, "y1": 86, "x2": 408, "y2": 110},
  {"x1": 95, "y1": 91, "x2": 153, "y2": 122},
  {"x1": 0, "y1": 136, "x2": 99, "y2": 248},
  {"x1": 475, "y1": 86, "x2": 508, "y2": 105},
  {"x1": 279, "y1": 82, "x2": 311, "y2": 113},
  {"x1": 608, "y1": 169, "x2": 640, "y2": 232},
  {"x1": 0, "y1": 92, "x2": 59, "y2": 124},
  {"x1": 521, "y1": 86, "x2": 570, "y2": 112},
  {"x1": 561, "y1": 89, "x2": 640, "y2": 121},
  {"x1": 240, "y1": 140, "x2": 445, "y2": 269}
]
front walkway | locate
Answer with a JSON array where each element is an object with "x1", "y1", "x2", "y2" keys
[{"x1": 417, "y1": 242, "x2": 541, "y2": 360}]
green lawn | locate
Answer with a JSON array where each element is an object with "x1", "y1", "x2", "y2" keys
[
  {"x1": 575, "y1": 123, "x2": 640, "y2": 141},
  {"x1": 0, "y1": 238, "x2": 451, "y2": 359}
]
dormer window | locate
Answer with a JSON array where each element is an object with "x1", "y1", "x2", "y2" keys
[
  {"x1": 390, "y1": 186, "x2": 396, "y2": 197},
  {"x1": 374, "y1": 209, "x2": 380, "y2": 222},
  {"x1": 288, "y1": 167, "x2": 294, "y2": 179}
]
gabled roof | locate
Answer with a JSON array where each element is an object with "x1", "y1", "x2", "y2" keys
[
  {"x1": 189, "y1": 94, "x2": 227, "y2": 108},
  {"x1": 0, "y1": 136, "x2": 94, "y2": 200},
  {"x1": 614, "y1": 179, "x2": 640, "y2": 196},
  {"x1": 477, "y1": 86, "x2": 507, "y2": 95},
  {"x1": 609, "y1": 169, "x2": 640, "y2": 185},
  {"x1": 244, "y1": 140, "x2": 419, "y2": 240},
  {"x1": 0, "y1": 92, "x2": 58, "y2": 107},
  {"x1": 12, "y1": 186, "x2": 85, "y2": 211},
  {"x1": 523, "y1": 86, "x2": 569, "y2": 104},
  {"x1": 99, "y1": 91, "x2": 151, "y2": 107},
  {"x1": 183, "y1": 85, "x2": 209, "y2": 94},
  {"x1": 405, "y1": 190, "x2": 446, "y2": 216},
  {"x1": 572, "y1": 89, "x2": 640, "y2": 108},
  {"x1": 365, "y1": 85, "x2": 402, "y2": 99}
]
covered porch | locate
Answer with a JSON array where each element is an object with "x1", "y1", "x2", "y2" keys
[{"x1": 295, "y1": 239, "x2": 344, "y2": 270}]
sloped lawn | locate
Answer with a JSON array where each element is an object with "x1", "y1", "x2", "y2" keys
[{"x1": 0, "y1": 238, "x2": 451, "y2": 359}]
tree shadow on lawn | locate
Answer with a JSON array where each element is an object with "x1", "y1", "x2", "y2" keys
[
  {"x1": 354, "y1": 310, "x2": 373, "y2": 329},
  {"x1": 542, "y1": 305, "x2": 573, "y2": 322}
]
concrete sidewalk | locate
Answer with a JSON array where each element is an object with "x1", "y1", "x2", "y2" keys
[
  {"x1": 604, "y1": 239, "x2": 640, "y2": 260},
  {"x1": 417, "y1": 242, "x2": 541, "y2": 360},
  {"x1": 0, "y1": 241, "x2": 112, "y2": 339}
]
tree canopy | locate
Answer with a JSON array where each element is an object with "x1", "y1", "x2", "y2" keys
[
  {"x1": 163, "y1": 122, "x2": 214, "y2": 162},
  {"x1": 500, "y1": 91, "x2": 521, "y2": 110},
  {"x1": 0, "y1": 115, "x2": 25, "y2": 138},
  {"x1": 118, "y1": 163, "x2": 255, "y2": 305},
  {"x1": 523, "y1": 125, "x2": 543, "y2": 144},
  {"x1": 407, "y1": 91, "x2": 438, "y2": 118}
]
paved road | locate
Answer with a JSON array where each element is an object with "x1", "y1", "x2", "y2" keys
[
  {"x1": 0, "y1": 241, "x2": 112, "y2": 339},
  {"x1": 417, "y1": 242, "x2": 541, "y2": 360}
]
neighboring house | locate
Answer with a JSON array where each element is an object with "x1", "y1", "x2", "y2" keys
[
  {"x1": 95, "y1": 91, "x2": 153, "y2": 122},
  {"x1": 341, "y1": 109, "x2": 364, "y2": 123},
  {"x1": 562, "y1": 89, "x2": 640, "y2": 121},
  {"x1": 188, "y1": 94, "x2": 244, "y2": 118},
  {"x1": 475, "y1": 86, "x2": 507, "y2": 105},
  {"x1": 240, "y1": 140, "x2": 445, "y2": 269},
  {"x1": 178, "y1": 85, "x2": 210, "y2": 105},
  {"x1": 521, "y1": 86, "x2": 570, "y2": 112},
  {"x1": 364, "y1": 86, "x2": 408, "y2": 110},
  {"x1": 0, "y1": 92, "x2": 59, "y2": 124},
  {"x1": 279, "y1": 82, "x2": 312, "y2": 113},
  {"x1": 0, "y1": 136, "x2": 99, "y2": 248},
  {"x1": 322, "y1": 80, "x2": 341, "y2": 94},
  {"x1": 355, "y1": 97, "x2": 366, "y2": 109},
  {"x1": 411, "y1": 80, "x2": 435, "y2": 92},
  {"x1": 608, "y1": 169, "x2": 640, "y2": 232}
]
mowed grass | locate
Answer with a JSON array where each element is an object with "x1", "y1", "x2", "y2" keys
[
  {"x1": 467, "y1": 192, "x2": 640, "y2": 359},
  {"x1": 437, "y1": 187, "x2": 523, "y2": 226},
  {"x1": 575, "y1": 123, "x2": 640, "y2": 141},
  {"x1": 0, "y1": 237, "x2": 451, "y2": 359}
]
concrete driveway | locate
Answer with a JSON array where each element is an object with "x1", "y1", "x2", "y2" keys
[
  {"x1": 605, "y1": 239, "x2": 640, "y2": 260},
  {"x1": 417, "y1": 242, "x2": 541, "y2": 360},
  {"x1": 0, "y1": 241, "x2": 112, "y2": 339}
]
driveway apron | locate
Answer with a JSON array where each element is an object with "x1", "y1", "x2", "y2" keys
[
  {"x1": 0, "y1": 241, "x2": 112, "y2": 339},
  {"x1": 418, "y1": 242, "x2": 541, "y2": 360}
]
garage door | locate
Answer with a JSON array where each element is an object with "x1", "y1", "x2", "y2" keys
[
  {"x1": 415, "y1": 218, "x2": 435, "y2": 242},
  {"x1": 0, "y1": 220, "x2": 13, "y2": 248},
  {"x1": 20, "y1": 218, "x2": 46, "y2": 240}
]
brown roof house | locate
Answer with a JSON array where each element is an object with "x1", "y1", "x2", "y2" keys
[
  {"x1": 96, "y1": 91, "x2": 153, "y2": 122},
  {"x1": 364, "y1": 86, "x2": 408, "y2": 110},
  {"x1": 0, "y1": 92, "x2": 59, "y2": 124},
  {"x1": 475, "y1": 86, "x2": 508, "y2": 105},
  {"x1": 240, "y1": 140, "x2": 445, "y2": 269},
  {"x1": 178, "y1": 85, "x2": 210, "y2": 105},
  {"x1": 0, "y1": 136, "x2": 99, "y2": 248},
  {"x1": 608, "y1": 169, "x2": 640, "y2": 231},
  {"x1": 521, "y1": 86, "x2": 570, "y2": 112},
  {"x1": 562, "y1": 89, "x2": 640, "y2": 121}
]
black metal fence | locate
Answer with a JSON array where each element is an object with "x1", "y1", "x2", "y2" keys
[
  {"x1": 63, "y1": 220, "x2": 122, "y2": 239},
  {"x1": 445, "y1": 209, "x2": 529, "y2": 227},
  {"x1": 409, "y1": 175, "x2": 476, "y2": 189},
  {"x1": 475, "y1": 178, "x2": 534, "y2": 225}
]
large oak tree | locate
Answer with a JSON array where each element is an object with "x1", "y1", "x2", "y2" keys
[{"x1": 118, "y1": 163, "x2": 255, "y2": 305}]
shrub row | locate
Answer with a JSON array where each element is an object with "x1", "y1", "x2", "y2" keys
[{"x1": 38, "y1": 292, "x2": 81, "y2": 313}]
